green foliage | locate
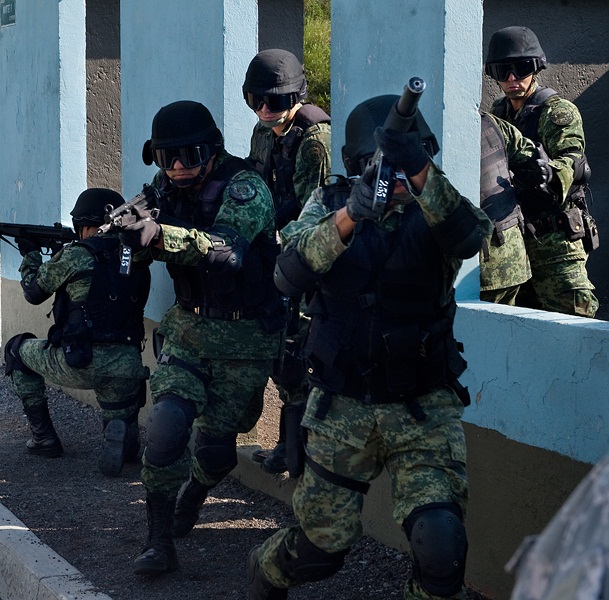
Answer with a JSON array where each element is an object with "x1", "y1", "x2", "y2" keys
[{"x1": 304, "y1": 0, "x2": 331, "y2": 114}]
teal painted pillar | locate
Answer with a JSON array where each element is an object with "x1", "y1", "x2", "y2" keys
[
  {"x1": 120, "y1": 0, "x2": 259, "y2": 321},
  {"x1": 331, "y1": 0, "x2": 483, "y2": 299},
  {"x1": 0, "y1": 0, "x2": 87, "y2": 276}
]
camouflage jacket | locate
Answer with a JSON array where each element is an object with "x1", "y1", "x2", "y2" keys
[{"x1": 491, "y1": 82, "x2": 586, "y2": 209}]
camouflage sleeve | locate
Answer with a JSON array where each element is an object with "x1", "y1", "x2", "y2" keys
[
  {"x1": 538, "y1": 97, "x2": 585, "y2": 200},
  {"x1": 281, "y1": 186, "x2": 348, "y2": 274},
  {"x1": 155, "y1": 170, "x2": 275, "y2": 265},
  {"x1": 293, "y1": 124, "x2": 332, "y2": 207},
  {"x1": 411, "y1": 163, "x2": 493, "y2": 234},
  {"x1": 487, "y1": 113, "x2": 538, "y2": 165},
  {"x1": 23, "y1": 245, "x2": 94, "y2": 301}
]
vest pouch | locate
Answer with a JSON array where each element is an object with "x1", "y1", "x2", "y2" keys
[
  {"x1": 562, "y1": 207, "x2": 585, "y2": 242},
  {"x1": 582, "y1": 211, "x2": 600, "y2": 252},
  {"x1": 60, "y1": 321, "x2": 93, "y2": 368},
  {"x1": 382, "y1": 325, "x2": 423, "y2": 396}
]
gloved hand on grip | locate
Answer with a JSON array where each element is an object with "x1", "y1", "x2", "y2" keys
[
  {"x1": 373, "y1": 127, "x2": 429, "y2": 177},
  {"x1": 345, "y1": 163, "x2": 382, "y2": 222},
  {"x1": 118, "y1": 206, "x2": 161, "y2": 251},
  {"x1": 15, "y1": 237, "x2": 41, "y2": 257}
]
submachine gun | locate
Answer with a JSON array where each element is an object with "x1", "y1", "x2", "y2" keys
[
  {"x1": 371, "y1": 76, "x2": 439, "y2": 212},
  {"x1": 98, "y1": 184, "x2": 161, "y2": 276}
]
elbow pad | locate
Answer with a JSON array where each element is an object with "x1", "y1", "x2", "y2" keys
[
  {"x1": 431, "y1": 203, "x2": 487, "y2": 259},
  {"x1": 20, "y1": 279, "x2": 51, "y2": 305},
  {"x1": 204, "y1": 229, "x2": 249, "y2": 274},
  {"x1": 274, "y1": 239, "x2": 321, "y2": 299}
]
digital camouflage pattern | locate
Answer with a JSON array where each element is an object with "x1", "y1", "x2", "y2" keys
[
  {"x1": 13, "y1": 240, "x2": 149, "y2": 422},
  {"x1": 247, "y1": 109, "x2": 332, "y2": 210},
  {"x1": 255, "y1": 162, "x2": 491, "y2": 599},
  {"x1": 491, "y1": 82, "x2": 598, "y2": 317},
  {"x1": 507, "y1": 451, "x2": 609, "y2": 600},
  {"x1": 140, "y1": 153, "x2": 282, "y2": 496}
]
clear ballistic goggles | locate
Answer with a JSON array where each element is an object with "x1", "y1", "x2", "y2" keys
[
  {"x1": 243, "y1": 91, "x2": 298, "y2": 112},
  {"x1": 486, "y1": 58, "x2": 540, "y2": 82},
  {"x1": 152, "y1": 144, "x2": 212, "y2": 170}
]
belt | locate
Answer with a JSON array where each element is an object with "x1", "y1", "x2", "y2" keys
[{"x1": 191, "y1": 306, "x2": 243, "y2": 320}]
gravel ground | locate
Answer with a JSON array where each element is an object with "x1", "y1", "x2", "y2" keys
[{"x1": 0, "y1": 374, "x2": 492, "y2": 600}]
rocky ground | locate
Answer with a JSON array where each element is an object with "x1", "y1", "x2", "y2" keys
[{"x1": 0, "y1": 376, "x2": 492, "y2": 600}]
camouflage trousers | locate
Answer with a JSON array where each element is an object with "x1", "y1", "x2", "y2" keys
[
  {"x1": 13, "y1": 339, "x2": 149, "y2": 422},
  {"x1": 256, "y1": 386, "x2": 469, "y2": 599},
  {"x1": 523, "y1": 232, "x2": 598, "y2": 317},
  {"x1": 141, "y1": 334, "x2": 274, "y2": 496}
]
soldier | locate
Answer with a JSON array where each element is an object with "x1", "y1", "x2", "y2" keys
[
  {"x1": 4, "y1": 188, "x2": 150, "y2": 477},
  {"x1": 120, "y1": 100, "x2": 283, "y2": 575},
  {"x1": 485, "y1": 25, "x2": 598, "y2": 317},
  {"x1": 248, "y1": 94, "x2": 492, "y2": 599},
  {"x1": 242, "y1": 48, "x2": 331, "y2": 475}
]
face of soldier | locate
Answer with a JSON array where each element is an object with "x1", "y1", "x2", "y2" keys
[
  {"x1": 498, "y1": 71, "x2": 535, "y2": 100},
  {"x1": 165, "y1": 158, "x2": 214, "y2": 189}
]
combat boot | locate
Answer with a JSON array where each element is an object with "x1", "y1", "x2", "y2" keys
[
  {"x1": 262, "y1": 442, "x2": 288, "y2": 474},
  {"x1": 133, "y1": 493, "x2": 179, "y2": 575},
  {"x1": 24, "y1": 403, "x2": 63, "y2": 458},
  {"x1": 248, "y1": 545, "x2": 288, "y2": 600},
  {"x1": 173, "y1": 475, "x2": 210, "y2": 537}
]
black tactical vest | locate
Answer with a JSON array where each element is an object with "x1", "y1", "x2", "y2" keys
[
  {"x1": 480, "y1": 114, "x2": 523, "y2": 239},
  {"x1": 302, "y1": 182, "x2": 466, "y2": 403},
  {"x1": 250, "y1": 104, "x2": 330, "y2": 230},
  {"x1": 51, "y1": 235, "x2": 150, "y2": 348},
  {"x1": 158, "y1": 157, "x2": 282, "y2": 325}
]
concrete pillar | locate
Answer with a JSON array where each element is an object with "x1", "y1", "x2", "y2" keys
[{"x1": 0, "y1": 0, "x2": 86, "y2": 344}]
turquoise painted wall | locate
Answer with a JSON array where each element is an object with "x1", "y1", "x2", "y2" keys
[
  {"x1": 120, "y1": 0, "x2": 259, "y2": 322},
  {"x1": 0, "y1": 0, "x2": 86, "y2": 275}
]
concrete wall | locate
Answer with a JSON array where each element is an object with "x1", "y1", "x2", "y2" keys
[
  {"x1": 258, "y1": 0, "x2": 303, "y2": 60},
  {"x1": 482, "y1": 0, "x2": 609, "y2": 317},
  {"x1": 86, "y1": 0, "x2": 121, "y2": 192}
]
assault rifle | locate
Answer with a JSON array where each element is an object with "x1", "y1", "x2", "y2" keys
[
  {"x1": 371, "y1": 76, "x2": 431, "y2": 212},
  {"x1": 0, "y1": 222, "x2": 77, "y2": 253},
  {"x1": 98, "y1": 183, "x2": 161, "y2": 276}
]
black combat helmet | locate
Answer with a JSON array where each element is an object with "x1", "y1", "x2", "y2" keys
[
  {"x1": 70, "y1": 188, "x2": 125, "y2": 229},
  {"x1": 242, "y1": 49, "x2": 307, "y2": 113},
  {"x1": 142, "y1": 100, "x2": 223, "y2": 167},
  {"x1": 485, "y1": 26, "x2": 547, "y2": 81},
  {"x1": 341, "y1": 95, "x2": 399, "y2": 177}
]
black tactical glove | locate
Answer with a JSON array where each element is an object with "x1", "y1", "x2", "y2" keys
[
  {"x1": 118, "y1": 206, "x2": 161, "y2": 251},
  {"x1": 14, "y1": 237, "x2": 40, "y2": 257},
  {"x1": 373, "y1": 127, "x2": 429, "y2": 177},
  {"x1": 346, "y1": 163, "x2": 382, "y2": 222}
]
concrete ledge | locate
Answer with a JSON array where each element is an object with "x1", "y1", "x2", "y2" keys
[{"x1": 0, "y1": 503, "x2": 111, "y2": 600}]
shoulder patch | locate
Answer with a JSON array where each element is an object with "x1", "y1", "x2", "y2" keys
[
  {"x1": 228, "y1": 180, "x2": 257, "y2": 203},
  {"x1": 550, "y1": 107, "x2": 575, "y2": 127}
]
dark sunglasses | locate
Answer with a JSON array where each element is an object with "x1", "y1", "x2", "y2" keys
[
  {"x1": 485, "y1": 58, "x2": 539, "y2": 82},
  {"x1": 243, "y1": 92, "x2": 297, "y2": 112},
  {"x1": 152, "y1": 145, "x2": 212, "y2": 170}
]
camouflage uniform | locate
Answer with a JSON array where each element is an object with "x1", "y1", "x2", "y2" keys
[
  {"x1": 479, "y1": 113, "x2": 535, "y2": 305},
  {"x1": 139, "y1": 151, "x2": 282, "y2": 496},
  {"x1": 255, "y1": 163, "x2": 492, "y2": 599},
  {"x1": 507, "y1": 451, "x2": 609, "y2": 600},
  {"x1": 247, "y1": 103, "x2": 331, "y2": 474},
  {"x1": 10, "y1": 237, "x2": 150, "y2": 449},
  {"x1": 491, "y1": 82, "x2": 598, "y2": 317}
]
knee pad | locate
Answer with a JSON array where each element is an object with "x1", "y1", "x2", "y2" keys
[
  {"x1": 4, "y1": 333, "x2": 36, "y2": 377},
  {"x1": 194, "y1": 431, "x2": 238, "y2": 478},
  {"x1": 277, "y1": 528, "x2": 348, "y2": 583},
  {"x1": 403, "y1": 503, "x2": 468, "y2": 597},
  {"x1": 145, "y1": 394, "x2": 196, "y2": 468}
]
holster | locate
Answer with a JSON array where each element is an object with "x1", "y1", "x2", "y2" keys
[{"x1": 284, "y1": 401, "x2": 307, "y2": 478}]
